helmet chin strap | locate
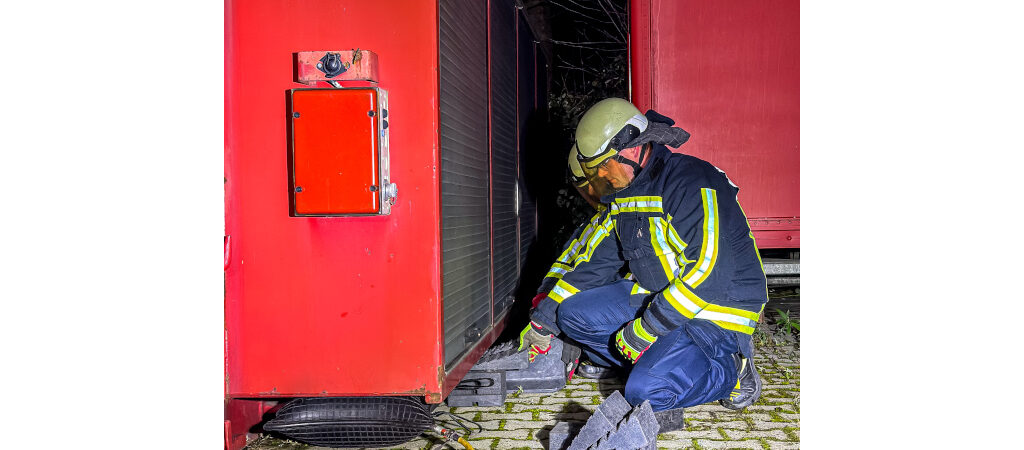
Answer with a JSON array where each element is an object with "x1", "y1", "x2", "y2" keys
[{"x1": 612, "y1": 144, "x2": 649, "y2": 176}]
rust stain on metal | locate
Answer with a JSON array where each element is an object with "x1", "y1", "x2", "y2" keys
[
  {"x1": 295, "y1": 49, "x2": 379, "y2": 84},
  {"x1": 437, "y1": 365, "x2": 445, "y2": 390},
  {"x1": 393, "y1": 385, "x2": 428, "y2": 395},
  {"x1": 258, "y1": 387, "x2": 279, "y2": 396}
]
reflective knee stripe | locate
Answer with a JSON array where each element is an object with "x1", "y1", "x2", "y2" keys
[
  {"x1": 662, "y1": 278, "x2": 710, "y2": 319},
  {"x1": 649, "y1": 217, "x2": 680, "y2": 281},
  {"x1": 682, "y1": 188, "x2": 720, "y2": 288},
  {"x1": 630, "y1": 283, "x2": 651, "y2": 295},
  {"x1": 548, "y1": 279, "x2": 581, "y2": 303}
]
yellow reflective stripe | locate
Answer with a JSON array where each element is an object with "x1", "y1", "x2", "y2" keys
[
  {"x1": 676, "y1": 252, "x2": 696, "y2": 269},
  {"x1": 663, "y1": 278, "x2": 709, "y2": 319},
  {"x1": 695, "y1": 307, "x2": 759, "y2": 335},
  {"x1": 554, "y1": 244, "x2": 575, "y2": 265},
  {"x1": 683, "y1": 188, "x2": 720, "y2": 287},
  {"x1": 665, "y1": 219, "x2": 688, "y2": 254},
  {"x1": 700, "y1": 317, "x2": 757, "y2": 335},
  {"x1": 548, "y1": 279, "x2": 581, "y2": 303},
  {"x1": 649, "y1": 217, "x2": 679, "y2": 281},
  {"x1": 737, "y1": 203, "x2": 769, "y2": 306},
  {"x1": 633, "y1": 319, "x2": 657, "y2": 342},
  {"x1": 571, "y1": 216, "x2": 615, "y2": 266},
  {"x1": 737, "y1": 202, "x2": 766, "y2": 273},
  {"x1": 630, "y1": 283, "x2": 651, "y2": 295},
  {"x1": 750, "y1": 231, "x2": 765, "y2": 271},
  {"x1": 702, "y1": 303, "x2": 761, "y2": 321},
  {"x1": 609, "y1": 196, "x2": 664, "y2": 215},
  {"x1": 554, "y1": 210, "x2": 605, "y2": 270},
  {"x1": 709, "y1": 321, "x2": 756, "y2": 335},
  {"x1": 544, "y1": 266, "x2": 568, "y2": 280},
  {"x1": 555, "y1": 235, "x2": 585, "y2": 266}
]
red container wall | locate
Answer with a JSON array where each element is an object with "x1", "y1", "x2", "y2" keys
[
  {"x1": 225, "y1": 0, "x2": 442, "y2": 398},
  {"x1": 630, "y1": 0, "x2": 800, "y2": 248}
]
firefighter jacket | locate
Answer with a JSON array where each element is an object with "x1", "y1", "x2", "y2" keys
[{"x1": 604, "y1": 143, "x2": 769, "y2": 339}]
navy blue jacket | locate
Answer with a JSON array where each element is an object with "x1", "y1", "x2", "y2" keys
[{"x1": 603, "y1": 143, "x2": 768, "y2": 340}]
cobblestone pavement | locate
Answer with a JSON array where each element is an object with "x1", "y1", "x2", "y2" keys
[{"x1": 246, "y1": 337, "x2": 799, "y2": 450}]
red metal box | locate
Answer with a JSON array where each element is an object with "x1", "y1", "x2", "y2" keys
[{"x1": 290, "y1": 88, "x2": 393, "y2": 216}]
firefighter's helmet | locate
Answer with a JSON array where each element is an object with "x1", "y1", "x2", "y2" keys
[
  {"x1": 568, "y1": 144, "x2": 589, "y2": 188},
  {"x1": 575, "y1": 98, "x2": 648, "y2": 170}
]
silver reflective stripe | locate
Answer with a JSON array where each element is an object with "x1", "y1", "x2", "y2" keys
[
  {"x1": 547, "y1": 266, "x2": 568, "y2": 276},
  {"x1": 625, "y1": 113, "x2": 649, "y2": 133},
  {"x1": 695, "y1": 309, "x2": 757, "y2": 328},
  {"x1": 683, "y1": 189, "x2": 718, "y2": 286},
  {"x1": 665, "y1": 283, "x2": 704, "y2": 316},
  {"x1": 667, "y1": 225, "x2": 687, "y2": 253},
  {"x1": 652, "y1": 218, "x2": 680, "y2": 275},
  {"x1": 611, "y1": 198, "x2": 663, "y2": 213},
  {"x1": 596, "y1": 113, "x2": 650, "y2": 155},
  {"x1": 550, "y1": 284, "x2": 573, "y2": 300},
  {"x1": 572, "y1": 219, "x2": 613, "y2": 266}
]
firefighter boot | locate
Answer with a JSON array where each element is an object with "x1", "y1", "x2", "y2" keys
[
  {"x1": 719, "y1": 353, "x2": 762, "y2": 410},
  {"x1": 575, "y1": 360, "x2": 621, "y2": 380}
]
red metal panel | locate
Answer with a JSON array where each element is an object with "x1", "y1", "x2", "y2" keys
[
  {"x1": 630, "y1": 0, "x2": 800, "y2": 248},
  {"x1": 628, "y1": 0, "x2": 653, "y2": 111},
  {"x1": 296, "y1": 50, "x2": 380, "y2": 84},
  {"x1": 225, "y1": 0, "x2": 442, "y2": 398},
  {"x1": 441, "y1": 312, "x2": 509, "y2": 398},
  {"x1": 225, "y1": 399, "x2": 277, "y2": 450},
  {"x1": 291, "y1": 88, "x2": 380, "y2": 215}
]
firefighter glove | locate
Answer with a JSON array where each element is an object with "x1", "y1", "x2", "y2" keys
[
  {"x1": 518, "y1": 321, "x2": 553, "y2": 363},
  {"x1": 531, "y1": 292, "x2": 548, "y2": 308},
  {"x1": 615, "y1": 317, "x2": 660, "y2": 363}
]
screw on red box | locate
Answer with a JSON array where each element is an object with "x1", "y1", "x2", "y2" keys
[{"x1": 296, "y1": 50, "x2": 379, "y2": 85}]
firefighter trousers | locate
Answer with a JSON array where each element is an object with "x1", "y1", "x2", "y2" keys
[{"x1": 557, "y1": 279, "x2": 739, "y2": 411}]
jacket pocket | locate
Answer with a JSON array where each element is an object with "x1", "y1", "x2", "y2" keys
[{"x1": 618, "y1": 214, "x2": 670, "y2": 292}]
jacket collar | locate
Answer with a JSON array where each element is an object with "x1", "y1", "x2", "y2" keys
[{"x1": 600, "y1": 143, "x2": 670, "y2": 204}]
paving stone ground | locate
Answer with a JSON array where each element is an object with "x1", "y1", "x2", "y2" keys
[{"x1": 246, "y1": 333, "x2": 799, "y2": 450}]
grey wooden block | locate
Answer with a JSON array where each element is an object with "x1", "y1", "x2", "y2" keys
[
  {"x1": 548, "y1": 421, "x2": 582, "y2": 450},
  {"x1": 594, "y1": 400, "x2": 658, "y2": 450},
  {"x1": 566, "y1": 407, "x2": 614, "y2": 450}
]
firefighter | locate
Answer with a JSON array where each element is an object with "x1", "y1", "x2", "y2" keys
[
  {"x1": 522, "y1": 145, "x2": 664, "y2": 381},
  {"x1": 547, "y1": 98, "x2": 768, "y2": 413}
]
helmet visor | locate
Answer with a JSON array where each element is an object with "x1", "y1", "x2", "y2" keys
[{"x1": 579, "y1": 113, "x2": 649, "y2": 169}]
